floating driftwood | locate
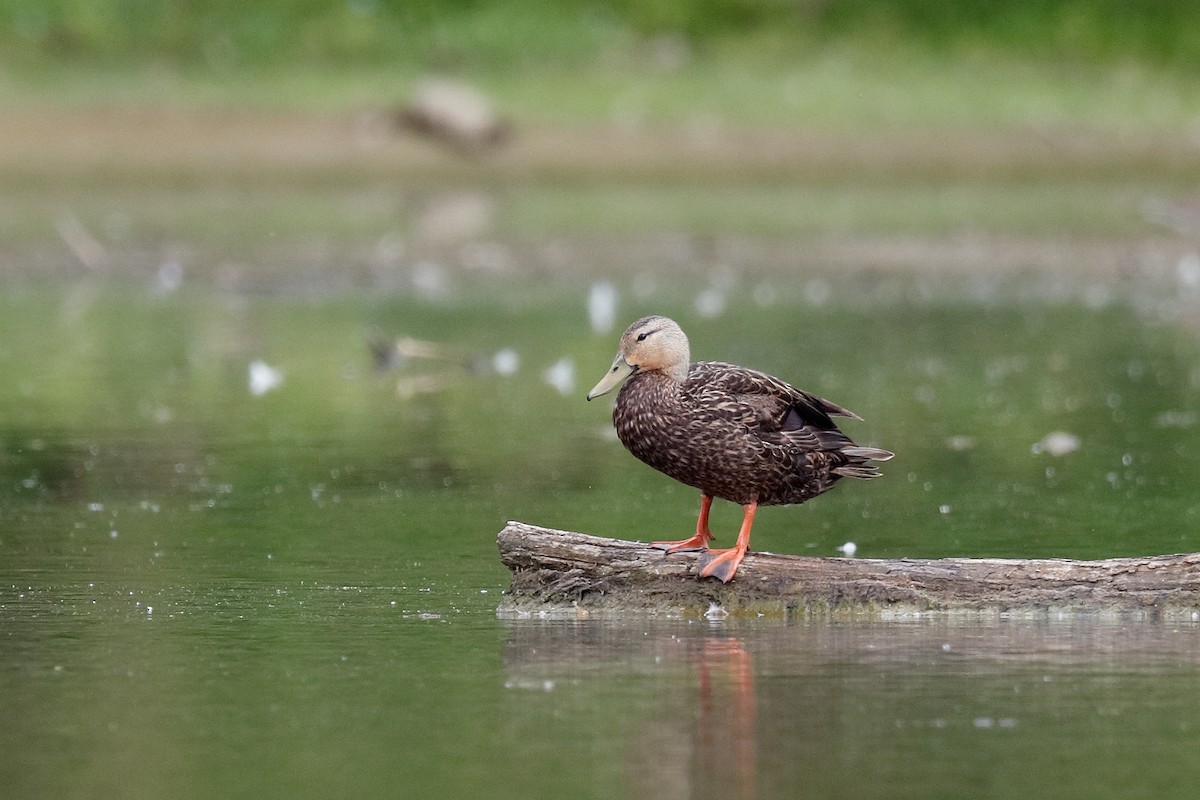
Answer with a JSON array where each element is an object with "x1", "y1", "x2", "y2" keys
[{"x1": 497, "y1": 521, "x2": 1200, "y2": 620}]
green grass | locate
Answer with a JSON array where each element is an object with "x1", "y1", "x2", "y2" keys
[
  {"x1": 3, "y1": 45, "x2": 1198, "y2": 134},
  {"x1": 3, "y1": 0, "x2": 1200, "y2": 73},
  {"x1": 1, "y1": 0, "x2": 1199, "y2": 136}
]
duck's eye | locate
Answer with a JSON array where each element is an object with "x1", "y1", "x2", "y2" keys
[{"x1": 636, "y1": 332, "x2": 649, "y2": 342}]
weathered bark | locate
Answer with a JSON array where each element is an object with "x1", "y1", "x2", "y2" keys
[{"x1": 497, "y1": 521, "x2": 1200, "y2": 620}]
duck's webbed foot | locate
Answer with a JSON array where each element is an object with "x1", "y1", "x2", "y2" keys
[
  {"x1": 696, "y1": 500, "x2": 757, "y2": 583},
  {"x1": 650, "y1": 493, "x2": 715, "y2": 553},
  {"x1": 650, "y1": 530, "x2": 714, "y2": 553},
  {"x1": 696, "y1": 545, "x2": 748, "y2": 583}
]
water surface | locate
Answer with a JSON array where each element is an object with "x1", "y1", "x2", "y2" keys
[{"x1": 4, "y1": 281, "x2": 1200, "y2": 798}]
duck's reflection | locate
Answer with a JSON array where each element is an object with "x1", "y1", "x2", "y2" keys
[
  {"x1": 694, "y1": 638, "x2": 756, "y2": 799},
  {"x1": 502, "y1": 622, "x2": 759, "y2": 799}
]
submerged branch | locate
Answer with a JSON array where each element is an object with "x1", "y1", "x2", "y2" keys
[{"x1": 496, "y1": 521, "x2": 1200, "y2": 620}]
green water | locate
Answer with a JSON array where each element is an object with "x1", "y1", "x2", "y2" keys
[{"x1": 4, "y1": 281, "x2": 1200, "y2": 798}]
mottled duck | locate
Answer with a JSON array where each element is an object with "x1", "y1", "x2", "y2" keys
[{"x1": 587, "y1": 315, "x2": 893, "y2": 582}]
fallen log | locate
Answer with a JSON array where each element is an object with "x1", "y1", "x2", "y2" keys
[{"x1": 496, "y1": 521, "x2": 1200, "y2": 620}]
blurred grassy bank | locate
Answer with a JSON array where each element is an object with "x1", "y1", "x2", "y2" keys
[
  {"x1": 2, "y1": 1, "x2": 1197, "y2": 292},
  {"x1": 1, "y1": 1, "x2": 1198, "y2": 125},
  {"x1": 3, "y1": 0, "x2": 1200, "y2": 73}
]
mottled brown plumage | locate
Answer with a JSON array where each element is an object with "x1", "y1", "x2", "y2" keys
[{"x1": 587, "y1": 315, "x2": 892, "y2": 582}]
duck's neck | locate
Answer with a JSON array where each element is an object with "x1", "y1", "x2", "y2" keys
[
  {"x1": 621, "y1": 367, "x2": 683, "y2": 402},
  {"x1": 662, "y1": 359, "x2": 689, "y2": 384}
]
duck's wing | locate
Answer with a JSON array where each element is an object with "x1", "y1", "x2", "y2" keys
[
  {"x1": 687, "y1": 361, "x2": 858, "y2": 432},
  {"x1": 685, "y1": 362, "x2": 892, "y2": 480}
]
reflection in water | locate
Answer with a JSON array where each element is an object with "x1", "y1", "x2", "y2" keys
[
  {"x1": 502, "y1": 622, "x2": 759, "y2": 799},
  {"x1": 503, "y1": 618, "x2": 1200, "y2": 799},
  {"x1": 694, "y1": 638, "x2": 756, "y2": 800}
]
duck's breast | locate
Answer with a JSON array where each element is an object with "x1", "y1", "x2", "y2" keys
[{"x1": 613, "y1": 371, "x2": 817, "y2": 505}]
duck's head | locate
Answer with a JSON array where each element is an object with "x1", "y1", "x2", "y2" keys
[{"x1": 586, "y1": 315, "x2": 691, "y2": 400}]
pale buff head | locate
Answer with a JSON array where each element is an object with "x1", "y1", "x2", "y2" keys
[{"x1": 586, "y1": 315, "x2": 691, "y2": 400}]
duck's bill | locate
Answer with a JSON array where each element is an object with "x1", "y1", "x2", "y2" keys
[{"x1": 586, "y1": 355, "x2": 636, "y2": 400}]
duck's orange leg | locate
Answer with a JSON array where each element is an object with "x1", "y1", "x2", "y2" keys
[
  {"x1": 697, "y1": 501, "x2": 757, "y2": 583},
  {"x1": 651, "y1": 494, "x2": 715, "y2": 553}
]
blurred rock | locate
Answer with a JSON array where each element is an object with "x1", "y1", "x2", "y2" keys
[{"x1": 396, "y1": 77, "x2": 511, "y2": 155}]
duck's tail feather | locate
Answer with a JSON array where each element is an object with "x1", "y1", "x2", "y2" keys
[
  {"x1": 833, "y1": 446, "x2": 895, "y2": 479},
  {"x1": 842, "y1": 446, "x2": 894, "y2": 461}
]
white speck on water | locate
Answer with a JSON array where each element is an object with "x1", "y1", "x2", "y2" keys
[
  {"x1": 973, "y1": 717, "x2": 995, "y2": 729},
  {"x1": 492, "y1": 348, "x2": 520, "y2": 376},
  {"x1": 1032, "y1": 431, "x2": 1080, "y2": 457},
  {"x1": 109, "y1": 530, "x2": 119, "y2": 538},
  {"x1": 146, "y1": 606, "x2": 153, "y2": 615},
  {"x1": 1178, "y1": 251, "x2": 1200, "y2": 289},
  {"x1": 88, "y1": 503, "x2": 104, "y2": 512},
  {"x1": 704, "y1": 602, "x2": 728, "y2": 620},
  {"x1": 154, "y1": 259, "x2": 184, "y2": 295},
  {"x1": 248, "y1": 360, "x2": 284, "y2": 396},
  {"x1": 1121, "y1": 453, "x2": 1134, "y2": 467},
  {"x1": 694, "y1": 288, "x2": 726, "y2": 318},
  {"x1": 1156, "y1": 410, "x2": 1196, "y2": 428},
  {"x1": 939, "y1": 504, "x2": 952, "y2": 514},
  {"x1": 587, "y1": 280, "x2": 618, "y2": 334},
  {"x1": 411, "y1": 260, "x2": 451, "y2": 301},
  {"x1": 946, "y1": 435, "x2": 975, "y2": 451},
  {"x1": 503, "y1": 678, "x2": 556, "y2": 691},
  {"x1": 941, "y1": 642, "x2": 952, "y2": 652},
  {"x1": 837, "y1": 541, "x2": 858, "y2": 556},
  {"x1": 804, "y1": 278, "x2": 831, "y2": 306},
  {"x1": 543, "y1": 358, "x2": 575, "y2": 396}
]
